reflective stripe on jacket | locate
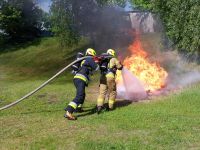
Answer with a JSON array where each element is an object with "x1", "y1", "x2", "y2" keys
[
  {"x1": 106, "y1": 57, "x2": 122, "y2": 78},
  {"x1": 74, "y1": 73, "x2": 89, "y2": 84},
  {"x1": 106, "y1": 72, "x2": 115, "y2": 78}
]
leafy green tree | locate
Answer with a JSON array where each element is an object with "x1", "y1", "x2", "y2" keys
[
  {"x1": 0, "y1": 33, "x2": 4, "y2": 45},
  {"x1": 0, "y1": 2, "x2": 22, "y2": 39},
  {"x1": 50, "y1": 0, "x2": 79, "y2": 47},
  {"x1": 96, "y1": 0, "x2": 126, "y2": 7},
  {"x1": 50, "y1": 0, "x2": 127, "y2": 47},
  {"x1": 0, "y1": 0, "x2": 44, "y2": 41},
  {"x1": 130, "y1": 0, "x2": 200, "y2": 56}
]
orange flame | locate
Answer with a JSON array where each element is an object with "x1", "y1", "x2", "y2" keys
[{"x1": 118, "y1": 35, "x2": 168, "y2": 91}]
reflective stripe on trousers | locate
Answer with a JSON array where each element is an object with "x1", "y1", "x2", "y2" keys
[
  {"x1": 68, "y1": 102, "x2": 77, "y2": 109},
  {"x1": 66, "y1": 78, "x2": 86, "y2": 113}
]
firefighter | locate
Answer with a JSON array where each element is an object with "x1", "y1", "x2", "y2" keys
[
  {"x1": 70, "y1": 52, "x2": 84, "y2": 112},
  {"x1": 97, "y1": 49, "x2": 123, "y2": 113},
  {"x1": 64, "y1": 48, "x2": 98, "y2": 120}
]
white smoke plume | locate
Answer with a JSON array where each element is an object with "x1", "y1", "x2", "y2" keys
[
  {"x1": 177, "y1": 71, "x2": 200, "y2": 87},
  {"x1": 74, "y1": 2, "x2": 200, "y2": 99},
  {"x1": 165, "y1": 55, "x2": 200, "y2": 89}
]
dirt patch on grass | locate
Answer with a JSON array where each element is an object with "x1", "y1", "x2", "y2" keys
[
  {"x1": 37, "y1": 93, "x2": 47, "y2": 99},
  {"x1": 37, "y1": 93, "x2": 59, "y2": 104},
  {"x1": 47, "y1": 94, "x2": 59, "y2": 104},
  {"x1": 86, "y1": 84, "x2": 99, "y2": 102}
]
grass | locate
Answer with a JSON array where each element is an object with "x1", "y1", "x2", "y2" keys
[{"x1": 0, "y1": 37, "x2": 200, "y2": 150}]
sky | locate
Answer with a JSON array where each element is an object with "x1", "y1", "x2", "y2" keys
[
  {"x1": 37, "y1": 0, "x2": 52, "y2": 12},
  {"x1": 37, "y1": 0, "x2": 133, "y2": 12},
  {"x1": 124, "y1": 1, "x2": 133, "y2": 11}
]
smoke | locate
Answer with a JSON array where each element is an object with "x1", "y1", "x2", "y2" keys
[
  {"x1": 164, "y1": 54, "x2": 200, "y2": 89},
  {"x1": 75, "y1": 2, "x2": 133, "y2": 51},
  {"x1": 115, "y1": 11, "x2": 200, "y2": 98},
  {"x1": 176, "y1": 71, "x2": 200, "y2": 87},
  {"x1": 125, "y1": 11, "x2": 200, "y2": 91},
  {"x1": 75, "y1": 2, "x2": 200, "y2": 98}
]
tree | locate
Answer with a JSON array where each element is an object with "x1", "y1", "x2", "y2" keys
[
  {"x1": 50, "y1": 0, "x2": 79, "y2": 47},
  {"x1": 130, "y1": 0, "x2": 200, "y2": 56},
  {"x1": 50, "y1": 0, "x2": 127, "y2": 47},
  {"x1": 0, "y1": 0, "x2": 44, "y2": 41},
  {"x1": 96, "y1": 0, "x2": 126, "y2": 7},
  {"x1": 0, "y1": 2, "x2": 22, "y2": 39}
]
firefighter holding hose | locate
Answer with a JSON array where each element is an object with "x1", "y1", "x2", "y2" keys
[
  {"x1": 64, "y1": 48, "x2": 99, "y2": 120},
  {"x1": 70, "y1": 51, "x2": 85, "y2": 112},
  {"x1": 97, "y1": 49, "x2": 123, "y2": 113}
]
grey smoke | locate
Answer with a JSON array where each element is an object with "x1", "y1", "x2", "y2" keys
[
  {"x1": 178, "y1": 71, "x2": 200, "y2": 87},
  {"x1": 75, "y1": 2, "x2": 133, "y2": 51},
  {"x1": 127, "y1": 12, "x2": 200, "y2": 90},
  {"x1": 166, "y1": 56, "x2": 200, "y2": 89},
  {"x1": 76, "y1": 2, "x2": 200, "y2": 98},
  {"x1": 129, "y1": 12, "x2": 163, "y2": 33}
]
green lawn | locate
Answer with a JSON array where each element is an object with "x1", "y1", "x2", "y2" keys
[{"x1": 0, "y1": 38, "x2": 200, "y2": 150}]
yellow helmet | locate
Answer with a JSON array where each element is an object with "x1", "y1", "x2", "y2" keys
[
  {"x1": 86, "y1": 48, "x2": 96, "y2": 56},
  {"x1": 107, "y1": 49, "x2": 116, "y2": 57}
]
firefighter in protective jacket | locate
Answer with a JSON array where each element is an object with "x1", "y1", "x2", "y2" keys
[
  {"x1": 65, "y1": 48, "x2": 98, "y2": 120},
  {"x1": 97, "y1": 49, "x2": 123, "y2": 113},
  {"x1": 70, "y1": 52, "x2": 85, "y2": 112}
]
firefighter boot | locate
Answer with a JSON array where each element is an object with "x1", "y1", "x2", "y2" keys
[
  {"x1": 75, "y1": 104, "x2": 84, "y2": 113},
  {"x1": 64, "y1": 111, "x2": 77, "y2": 120},
  {"x1": 97, "y1": 106, "x2": 104, "y2": 114}
]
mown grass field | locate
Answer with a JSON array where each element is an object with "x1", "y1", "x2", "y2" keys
[{"x1": 0, "y1": 38, "x2": 200, "y2": 150}]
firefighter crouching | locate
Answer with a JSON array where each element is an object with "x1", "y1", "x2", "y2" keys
[
  {"x1": 97, "y1": 49, "x2": 123, "y2": 113},
  {"x1": 64, "y1": 48, "x2": 99, "y2": 120}
]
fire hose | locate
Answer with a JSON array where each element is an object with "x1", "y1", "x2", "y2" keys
[{"x1": 0, "y1": 56, "x2": 91, "y2": 111}]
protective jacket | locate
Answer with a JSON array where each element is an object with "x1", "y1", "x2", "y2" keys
[
  {"x1": 74, "y1": 57, "x2": 98, "y2": 84},
  {"x1": 71, "y1": 52, "x2": 84, "y2": 74},
  {"x1": 97, "y1": 56, "x2": 123, "y2": 109},
  {"x1": 106, "y1": 57, "x2": 123, "y2": 78}
]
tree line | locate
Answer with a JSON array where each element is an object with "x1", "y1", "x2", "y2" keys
[
  {"x1": 0, "y1": 0, "x2": 50, "y2": 44},
  {"x1": 0, "y1": 0, "x2": 199, "y2": 57},
  {"x1": 0, "y1": 0, "x2": 126, "y2": 46}
]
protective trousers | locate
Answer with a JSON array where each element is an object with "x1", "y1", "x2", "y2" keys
[
  {"x1": 97, "y1": 75, "x2": 116, "y2": 109},
  {"x1": 67, "y1": 78, "x2": 86, "y2": 113}
]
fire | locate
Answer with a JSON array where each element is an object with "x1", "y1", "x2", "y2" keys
[{"x1": 117, "y1": 35, "x2": 168, "y2": 91}]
